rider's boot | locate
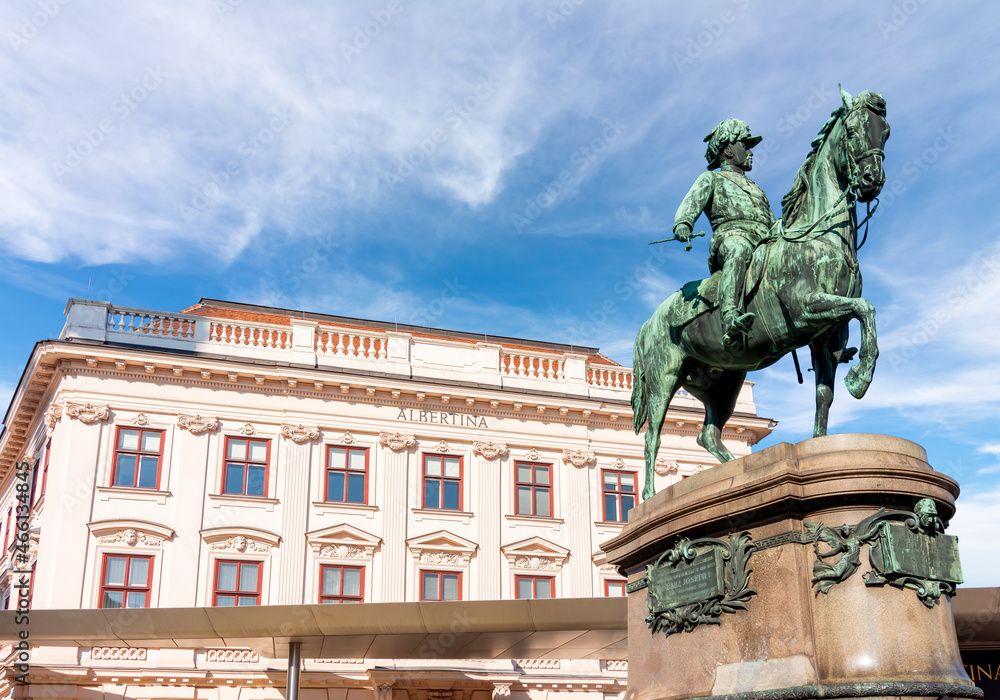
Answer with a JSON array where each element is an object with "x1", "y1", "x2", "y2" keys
[{"x1": 720, "y1": 252, "x2": 755, "y2": 347}]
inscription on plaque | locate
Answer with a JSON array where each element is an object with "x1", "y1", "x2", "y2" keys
[
  {"x1": 643, "y1": 532, "x2": 755, "y2": 637},
  {"x1": 649, "y1": 550, "x2": 725, "y2": 610},
  {"x1": 875, "y1": 523, "x2": 963, "y2": 583}
]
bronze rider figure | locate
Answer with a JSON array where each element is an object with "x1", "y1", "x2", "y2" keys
[{"x1": 672, "y1": 118, "x2": 776, "y2": 346}]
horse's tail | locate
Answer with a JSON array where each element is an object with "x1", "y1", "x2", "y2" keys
[{"x1": 631, "y1": 334, "x2": 647, "y2": 435}]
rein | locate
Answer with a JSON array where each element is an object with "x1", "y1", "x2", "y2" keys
[{"x1": 779, "y1": 114, "x2": 882, "y2": 249}]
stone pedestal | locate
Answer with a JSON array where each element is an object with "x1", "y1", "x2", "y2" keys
[{"x1": 601, "y1": 434, "x2": 980, "y2": 700}]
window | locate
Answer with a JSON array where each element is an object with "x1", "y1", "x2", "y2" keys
[
  {"x1": 515, "y1": 462, "x2": 552, "y2": 517},
  {"x1": 516, "y1": 575, "x2": 554, "y2": 599},
  {"x1": 100, "y1": 554, "x2": 151, "y2": 608},
  {"x1": 320, "y1": 565, "x2": 364, "y2": 603},
  {"x1": 605, "y1": 579, "x2": 627, "y2": 597},
  {"x1": 38, "y1": 439, "x2": 51, "y2": 504},
  {"x1": 112, "y1": 428, "x2": 163, "y2": 489},
  {"x1": 213, "y1": 560, "x2": 261, "y2": 606},
  {"x1": 423, "y1": 454, "x2": 462, "y2": 510},
  {"x1": 602, "y1": 470, "x2": 636, "y2": 523},
  {"x1": 325, "y1": 446, "x2": 368, "y2": 503},
  {"x1": 223, "y1": 437, "x2": 270, "y2": 497},
  {"x1": 2, "y1": 508, "x2": 10, "y2": 557},
  {"x1": 421, "y1": 571, "x2": 461, "y2": 601}
]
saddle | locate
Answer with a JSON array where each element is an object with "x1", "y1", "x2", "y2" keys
[{"x1": 663, "y1": 239, "x2": 772, "y2": 330}]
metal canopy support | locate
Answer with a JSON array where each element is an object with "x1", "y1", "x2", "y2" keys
[{"x1": 287, "y1": 641, "x2": 301, "y2": 700}]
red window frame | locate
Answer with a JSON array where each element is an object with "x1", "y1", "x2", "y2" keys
[
  {"x1": 325, "y1": 446, "x2": 369, "y2": 504},
  {"x1": 212, "y1": 559, "x2": 263, "y2": 606},
  {"x1": 99, "y1": 553, "x2": 152, "y2": 609},
  {"x1": 222, "y1": 437, "x2": 271, "y2": 497},
  {"x1": 515, "y1": 461, "x2": 553, "y2": 517},
  {"x1": 319, "y1": 564, "x2": 365, "y2": 603},
  {"x1": 602, "y1": 470, "x2": 637, "y2": 523},
  {"x1": 111, "y1": 426, "x2": 164, "y2": 489},
  {"x1": 38, "y1": 439, "x2": 51, "y2": 504},
  {"x1": 604, "y1": 579, "x2": 627, "y2": 597},
  {"x1": 515, "y1": 575, "x2": 555, "y2": 599},
  {"x1": 420, "y1": 570, "x2": 462, "y2": 601},
  {"x1": 2, "y1": 508, "x2": 11, "y2": 557},
  {"x1": 422, "y1": 454, "x2": 463, "y2": 510}
]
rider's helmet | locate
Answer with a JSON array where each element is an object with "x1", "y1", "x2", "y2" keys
[{"x1": 704, "y1": 118, "x2": 763, "y2": 170}]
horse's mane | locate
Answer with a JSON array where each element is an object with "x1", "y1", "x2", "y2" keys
[{"x1": 780, "y1": 91, "x2": 887, "y2": 224}]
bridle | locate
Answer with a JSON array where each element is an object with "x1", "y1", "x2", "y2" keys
[{"x1": 779, "y1": 106, "x2": 884, "y2": 250}]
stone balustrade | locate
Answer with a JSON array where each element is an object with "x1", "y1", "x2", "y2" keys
[{"x1": 61, "y1": 299, "x2": 636, "y2": 401}]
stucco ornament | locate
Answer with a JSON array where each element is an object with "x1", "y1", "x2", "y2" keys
[
  {"x1": 562, "y1": 449, "x2": 596, "y2": 468},
  {"x1": 524, "y1": 448, "x2": 541, "y2": 461},
  {"x1": 320, "y1": 544, "x2": 365, "y2": 559},
  {"x1": 210, "y1": 535, "x2": 269, "y2": 553},
  {"x1": 177, "y1": 414, "x2": 219, "y2": 435},
  {"x1": 434, "y1": 440, "x2": 451, "y2": 453},
  {"x1": 515, "y1": 555, "x2": 556, "y2": 570},
  {"x1": 339, "y1": 431, "x2": 356, "y2": 445},
  {"x1": 280, "y1": 424, "x2": 320, "y2": 444},
  {"x1": 97, "y1": 528, "x2": 163, "y2": 548},
  {"x1": 238, "y1": 422, "x2": 257, "y2": 436},
  {"x1": 44, "y1": 404, "x2": 63, "y2": 432},
  {"x1": 654, "y1": 458, "x2": 679, "y2": 476},
  {"x1": 132, "y1": 413, "x2": 151, "y2": 426},
  {"x1": 65, "y1": 402, "x2": 110, "y2": 424},
  {"x1": 473, "y1": 441, "x2": 508, "y2": 460},
  {"x1": 378, "y1": 431, "x2": 415, "y2": 452}
]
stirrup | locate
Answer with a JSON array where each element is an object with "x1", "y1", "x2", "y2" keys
[{"x1": 722, "y1": 312, "x2": 755, "y2": 346}]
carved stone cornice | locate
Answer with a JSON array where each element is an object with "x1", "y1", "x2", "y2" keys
[
  {"x1": 88, "y1": 520, "x2": 175, "y2": 548},
  {"x1": 379, "y1": 431, "x2": 415, "y2": 452},
  {"x1": 280, "y1": 424, "x2": 320, "y2": 444},
  {"x1": 177, "y1": 414, "x2": 218, "y2": 435},
  {"x1": 562, "y1": 449, "x2": 596, "y2": 468},
  {"x1": 473, "y1": 441, "x2": 508, "y2": 460},
  {"x1": 65, "y1": 402, "x2": 110, "y2": 424}
]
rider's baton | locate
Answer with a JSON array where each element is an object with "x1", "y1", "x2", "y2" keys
[{"x1": 648, "y1": 230, "x2": 706, "y2": 251}]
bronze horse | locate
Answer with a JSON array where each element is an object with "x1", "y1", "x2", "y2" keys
[{"x1": 632, "y1": 88, "x2": 890, "y2": 499}]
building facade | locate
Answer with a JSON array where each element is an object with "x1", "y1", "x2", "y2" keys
[{"x1": 0, "y1": 298, "x2": 774, "y2": 700}]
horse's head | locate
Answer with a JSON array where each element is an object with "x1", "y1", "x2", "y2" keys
[{"x1": 838, "y1": 87, "x2": 890, "y2": 203}]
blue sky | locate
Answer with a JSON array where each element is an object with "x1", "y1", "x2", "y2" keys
[{"x1": 1, "y1": 1, "x2": 997, "y2": 584}]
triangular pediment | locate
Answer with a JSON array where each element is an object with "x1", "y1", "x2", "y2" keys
[
  {"x1": 306, "y1": 523, "x2": 381, "y2": 547},
  {"x1": 406, "y1": 530, "x2": 477, "y2": 553},
  {"x1": 407, "y1": 530, "x2": 478, "y2": 566},
  {"x1": 306, "y1": 523, "x2": 382, "y2": 559},
  {"x1": 502, "y1": 536, "x2": 569, "y2": 571}
]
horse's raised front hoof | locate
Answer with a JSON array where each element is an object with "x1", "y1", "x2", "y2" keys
[{"x1": 845, "y1": 365, "x2": 872, "y2": 399}]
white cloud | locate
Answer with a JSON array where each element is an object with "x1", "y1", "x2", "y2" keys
[{"x1": 949, "y1": 487, "x2": 1000, "y2": 587}]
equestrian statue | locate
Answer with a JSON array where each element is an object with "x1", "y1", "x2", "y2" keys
[{"x1": 633, "y1": 86, "x2": 890, "y2": 499}]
